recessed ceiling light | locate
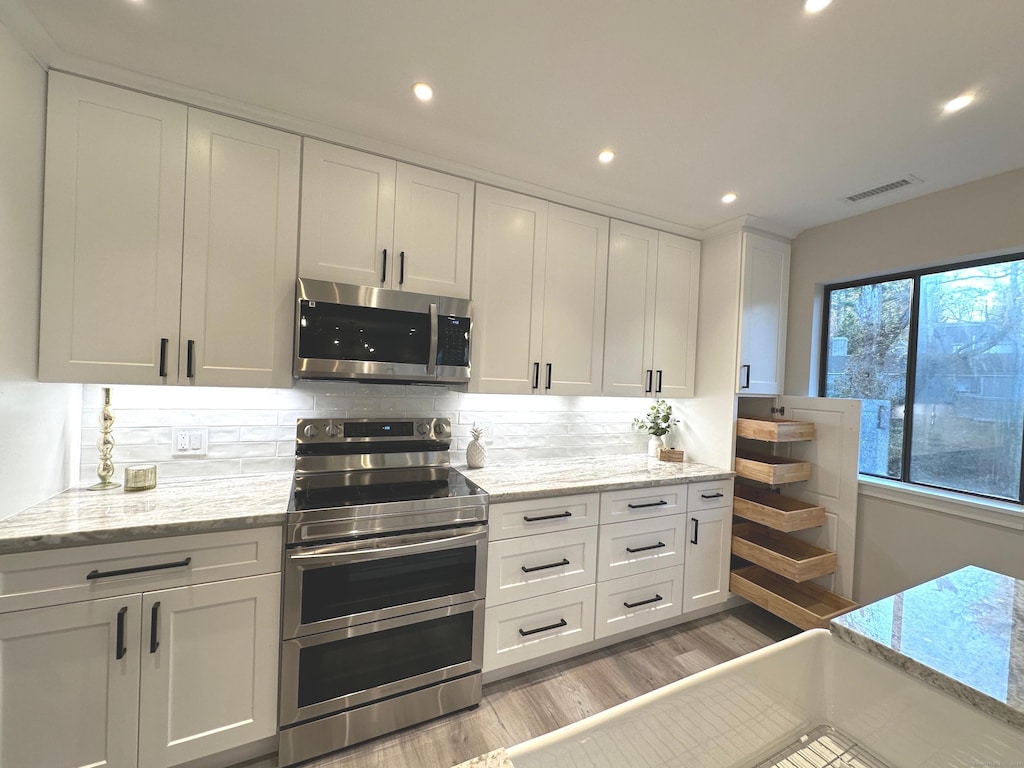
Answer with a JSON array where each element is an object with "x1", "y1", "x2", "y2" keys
[
  {"x1": 597, "y1": 149, "x2": 616, "y2": 164},
  {"x1": 804, "y1": 0, "x2": 832, "y2": 12},
  {"x1": 412, "y1": 82, "x2": 434, "y2": 102},
  {"x1": 943, "y1": 93, "x2": 974, "y2": 113},
  {"x1": 722, "y1": 193, "x2": 738, "y2": 204}
]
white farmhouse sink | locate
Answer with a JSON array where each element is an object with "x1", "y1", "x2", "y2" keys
[{"x1": 506, "y1": 628, "x2": 1024, "y2": 767}]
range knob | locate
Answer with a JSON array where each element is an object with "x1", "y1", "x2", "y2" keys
[
  {"x1": 303, "y1": 424, "x2": 320, "y2": 439},
  {"x1": 435, "y1": 423, "x2": 447, "y2": 436},
  {"x1": 416, "y1": 422, "x2": 431, "y2": 436},
  {"x1": 324, "y1": 423, "x2": 340, "y2": 438}
]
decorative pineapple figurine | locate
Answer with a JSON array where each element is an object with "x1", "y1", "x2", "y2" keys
[{"x1": 466, "y1": 423, "x2": 487, "y2": 468}]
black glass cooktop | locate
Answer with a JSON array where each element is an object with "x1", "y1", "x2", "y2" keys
[{"x1": 290, "y1": 467, "x2": 484, "y2": 513}]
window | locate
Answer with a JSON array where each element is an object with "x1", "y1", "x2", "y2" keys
[{"x1": 821, "y1": 255, "x2": 1024, "y2": 502}]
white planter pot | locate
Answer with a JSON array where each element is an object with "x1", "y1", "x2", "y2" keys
[{"x1": 647, "y1": 435, "x2": 664, "y2": 457}]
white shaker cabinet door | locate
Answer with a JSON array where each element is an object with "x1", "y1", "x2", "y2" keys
[
  {"x1": 39, "y1": 72, "x2": 187, "y2": 384},
  {"x1": 737, "y1": 232, "x2": 790, "y2": 395},
  {"x1": 138, "y1": 573, "x2": 281, "y2": 768},
  {"x1": 682, "y1": 506, "x2": 732, "y2": 613},
  {"x1": 179, "y1": 110, "x2": 300, "y2": 388},
  {"x1": 393, "y1": 163, "x2": 474, "y2": 298},
  {"x1": 298, "y1": 139, "x2": 396, "y2": 287},
  {"x1": 470, "y1": 185, "x2": 547, "y2": 394},
  {"x1": 541, "y1": 204, "x2": 609, "y2": 396},
  {"x1": 0, "y1": 595, "x2": 142, "y2": 768},
  {"x1": 650, "y1": 232, "x2": 700, "y2": 398},
  {"x1": 603, "y1": 220, "x2": 658, "y2": 397}
]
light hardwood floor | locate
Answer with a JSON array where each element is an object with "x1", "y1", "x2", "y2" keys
[{"x1": 284, "y1": 605, "x2": 798, "y2": 768}]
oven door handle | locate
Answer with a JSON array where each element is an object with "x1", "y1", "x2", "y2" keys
[
  {"x1": 288, "y1": 525, "x2": 486, "y2": 564},
  {"x1": 427, "y1": 302, "x2": 438, "y2": 375}
]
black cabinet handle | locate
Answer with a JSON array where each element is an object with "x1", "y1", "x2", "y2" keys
[
  {"x1": 691, "y1": 519, "x2": 699, "y2": 545},
  {"x1": 159, "y1": 338, "x2": 169, "y2": 378},
  {"x1": 521, "y1": 558, "x2": 569, "y2": 573},
  {"x1": 545, "y1": 362, "x2": 552, "y2": 390},
  {"x1": 656, "y1": 369, "x2": 663, "y2": 393},
  {"x1": 701, "y1": 492, "x2": 724, "y2": 499},
  {"x1": 624, "y1": 594, "x2": 663, "y2": 609},
  {"x1": 519, "y1": 618, "x2": 567, "y2": 637},
  {"x1": 740, "y1": 363, "x2": 751, "y2": 389},
  {"x1": 186, "y1": 339, "x2": 195, "y2": 379},
  {"x1": 627, "y1": 500, "x2": 667, "y2": 509},
  {"x1": 116, "y1": 606, "x2": 127, "y2": 660},
  {"x1": 645, "y1": 369, "x2": 653, "y2": 394},
  {"x1": 381, "y1": 248, "x2": 388, "y2": 283},
  {"x1": 626, "y1": 541, "x2": 666, "y2": 554},
  {"x1": 87, "y1": 556, "x2": 192, "y2": 581},
  {"x1": 523, "y1": 510, "x2": 572, "y2": 522},
  {"x1": 150, "y1": 601, "x2": 161, "y2": 654},
  {"x1": 532, "y1": 362, "x2": 540, "y2": 390},
  {"x1": 399, "y1": 251, "x2": 405, "y2": 284}
]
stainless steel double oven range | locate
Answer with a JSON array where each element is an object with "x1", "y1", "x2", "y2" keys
[{"x1": 278, "y1": 417, "x2": 488, "y2": 767}]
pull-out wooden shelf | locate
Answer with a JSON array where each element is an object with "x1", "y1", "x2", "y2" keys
[
  {"x1": 733, "y1": 485, "x2": 825, "y2": 531},
  {"x1": 729, "y1": 565, "x2": 857, "y2": 631},
  {"x1": 732, "y1": 523, "x2": 837, "y2": 582},
  {"x1": 735, "y1": 452, "x2": 811, "y2": 485},
  {"x1": 736, "y1": 418, "x2": 815, "y2": 443}
]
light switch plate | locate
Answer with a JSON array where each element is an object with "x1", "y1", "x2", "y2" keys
[{"x1": 172, "y1": 427, "x2": 208, "y2": 457}]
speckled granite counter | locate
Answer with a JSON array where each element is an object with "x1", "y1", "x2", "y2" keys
[
  {"x1": 0, "y1": 473, "x2": 292, "y2": 554},
  {"x1": 832, "y1": 565, "x2": 1024, "y2": 731},
  {"x1": 452, "y1": 748, "x2": 513, "y2": 768},
  {"x1": 459, "y1": 455, "x2": 732, "y2": 503}
]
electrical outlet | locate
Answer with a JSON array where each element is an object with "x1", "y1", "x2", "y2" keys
[{"x1": 172, "y1": 427, "x2": 208, "y2": 457}]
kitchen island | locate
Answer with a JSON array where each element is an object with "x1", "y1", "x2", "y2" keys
[{"x1": 457, "y1": 565, "x2": 1024, "y2": 768}]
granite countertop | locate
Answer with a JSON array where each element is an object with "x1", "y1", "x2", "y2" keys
[
  {"x1": 459, "y1": 454, "x2": 732, "y2": 503},
  {"x1": 0, "y1": 455, "x2": 732, "y2": 554},
  {"x1": 0, "y1": 473, "x2": 293, "y2": 554},
  {"x1": 831, "y1": 565, "x2": 1024, "y2": 732}
]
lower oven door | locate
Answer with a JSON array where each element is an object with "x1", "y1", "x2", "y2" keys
[
  {"x1": 279, "y1": 599, "x2": 483, "y2": 727},
  {"x1": 282, "y1": 524, "x2": 487, "y2": 639}
]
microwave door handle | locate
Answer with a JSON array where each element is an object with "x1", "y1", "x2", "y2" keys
[{"x1": 427, "y1": 302, "x2": 438, "y2": 375}]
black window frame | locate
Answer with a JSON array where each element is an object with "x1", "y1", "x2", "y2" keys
[{"x1": 819, "y1": 250, "x2": 1024, "y2": 505}]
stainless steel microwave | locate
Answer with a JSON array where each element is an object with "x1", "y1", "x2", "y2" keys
[{"x1": 294, "y1": 278, "x2": 472, "y2": 384}]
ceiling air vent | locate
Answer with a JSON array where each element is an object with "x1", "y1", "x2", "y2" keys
[{"x1": 843, "y1": 175, "x2": 922, "y2": 204}]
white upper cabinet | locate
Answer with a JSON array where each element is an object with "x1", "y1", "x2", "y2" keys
[
  {"x1": 737, "y1": 232, "x2": 791, "y2": 395},
  {"x1": 603, "y1": 221, "x2": 700, "y2": 398},
  {"x1": 180, "y1": 110, "x2": 300, "y2": 388},
  {"x1": 471, "y1": 186, "x2": 608, "y2": 395},
  {"x1": 299, "y1": 140, "x2": 473, "y2": 298},
  {"x1": 38, "y1": 73, "x2": 300, "y2": 388},
  {"x1": 39, "y1": 72, "x2": 187, "y2": 385}
]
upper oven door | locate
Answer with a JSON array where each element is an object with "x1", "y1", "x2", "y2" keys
[{"x1": 283, "y1": 524, "x2": 487, "y2": 639}]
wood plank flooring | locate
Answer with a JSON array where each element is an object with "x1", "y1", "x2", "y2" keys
[{"x1": 276, "y1": 605, "x2": 798, "y2": 768}]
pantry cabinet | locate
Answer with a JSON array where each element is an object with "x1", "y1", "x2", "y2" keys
[
  {"x1": 0, "y1": 528, "x2": 282, "y2": 768},
  {"x1": 472, "y1": 185, "x2": 609, "y2": 395},
  {"x1": 603, "y1": 221, "x2": 701, "y2": 398},
  {"x1": 299, "y1": 140, "x2": 474, "y2": 298},
  {"x1": 39, "y1": 72, "x2": 300, "y2": 388},
  {"x1": 737, "y1": 232, "x2": 790, "y2": 395}
]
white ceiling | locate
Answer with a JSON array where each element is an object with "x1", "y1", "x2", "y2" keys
[{"x1": 6, "y1": 0, "x2": 1024, "y2": 235}]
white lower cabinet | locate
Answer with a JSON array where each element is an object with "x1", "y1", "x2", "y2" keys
[
  {"x1": 483, "y1": 585, "x2": 596, "y2": 671},
  {"x1": 0, "y1": 528, "x2": 281, "y2": 768},
  {"x1": 486, "y1": 527, "x2": 598, "y2": 606},
  {"x1": 596, "y1": 515, "x2": 687, "y2": 582},
  {"x1": 682, "y1": 498, "x2": 733, "y2": 614},
  {"x1": 594, "y1": 567, "x2": 684, "y2": 640}
]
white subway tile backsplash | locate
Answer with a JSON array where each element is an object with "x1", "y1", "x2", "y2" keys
[{"x1": 80, "y1": 385, "x2": 669, "y2": 481}]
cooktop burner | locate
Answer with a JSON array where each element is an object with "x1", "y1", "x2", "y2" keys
[{"x1": 289, "y1": 467, "x2": 484, "y2": 513}]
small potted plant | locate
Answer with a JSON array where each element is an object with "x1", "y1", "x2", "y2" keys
[{"x1": 633, "y1": 399, "x2": 679, "y2": 457}]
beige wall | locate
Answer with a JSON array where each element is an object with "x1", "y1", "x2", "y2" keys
[
  {"x1": 786, "y1": 167, "x2": 1024, "y2": 600},
  {"x1": 0, "y1": 20, "x2": 79, "y2": 518}
]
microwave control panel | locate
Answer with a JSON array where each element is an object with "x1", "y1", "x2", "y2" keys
[{"x1": 437, "y1": 315, "x2": 471, "y2": 366}]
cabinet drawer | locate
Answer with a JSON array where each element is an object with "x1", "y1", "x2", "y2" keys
[
  {"x1": 687, "y1": 478, "x2": 734, "y2": 511},
  {"x1": 486, "y1": 528, "x2": 597, "y2": 607},
  {"x1": 488, "y1": 493, "x2": 599, "y2": 542},
  {"x1": 0, "y1": 527, "x2": 283, "y2": 614},
  {"x1": 483, "y1": 585, "x2": 596, "y2": 672},
  {"x1": 596, "y1": 516, "x2": 686, "y2": 582},
  {"x1": 594, "y1": 567, "x2": 683, "y2": 640},
  {"x1": 600, "y1": 485, "x2": 686, "y2": 524}
]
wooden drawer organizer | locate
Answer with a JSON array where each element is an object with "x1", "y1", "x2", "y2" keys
[{"x1": 730, "y1": 416, "x2": 856, "y2": 630}]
